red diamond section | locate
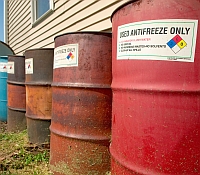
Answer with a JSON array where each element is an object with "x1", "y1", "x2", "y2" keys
[
  {"x1": 68, "y1": 52, "x2": 73, "y2": 57},
  {"x1": 172, "y1": 34, "x2": 183, "y2": 44}
]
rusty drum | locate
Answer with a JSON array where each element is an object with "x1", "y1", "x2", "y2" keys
[
  {"x1": 111, "y1": 0, "x2": 200, "y2": 174},
  {"x1": 50, "y1": 32, "x2": 112, "y2": 175},
  {"x1": 7, "y1": 55, "x2": 26, "y2": 132},
  {"x1": 25, "y1": 48, "x2": 53, "y2": 145}
]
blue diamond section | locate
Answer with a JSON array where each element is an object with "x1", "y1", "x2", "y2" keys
[
  {"x1": 167, "y1": 39, "x2": 176, "y2": 48},
  {"x1": 66, "y1": 55, "x2": 70, "y2": 59}
]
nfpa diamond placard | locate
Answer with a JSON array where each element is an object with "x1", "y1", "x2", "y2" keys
[{"x1": 167, "y1": 34, "x2": 187, "y2": 54}]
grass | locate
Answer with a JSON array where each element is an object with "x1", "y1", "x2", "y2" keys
[{"x1": 0, "y1": 127, "x2": 51, "y2": 175}]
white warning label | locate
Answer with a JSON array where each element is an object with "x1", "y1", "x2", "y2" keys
[
  {"x1": 0, "y1": 63, "x2": 7, "y2": 72},
  {"x1": 25, "y1": 58, "x2": 33, "y2": 74},
  {"x1": 117, "y1": 19, "x2": 198, "y2": 62},
  {"x1": 54, "y1": 44, "x2": 78, "y2": 69},
  {"x1": 7, "y1": 62, "x2": 14, "y2": 74}
]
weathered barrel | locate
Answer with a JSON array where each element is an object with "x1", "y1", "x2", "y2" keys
[
  {"x1": 50, "y1": 32, "x2": 112, "y2": 175},
  {"x1": 111, "y1": 0, "x2": 200, "y2": 174},
  {"x1": 25, "y1": 48, "x2": 53, "y2": 145},
  {"x1": 7, "y1": 55, "x2": 26, "y2": 132},
  {"x1": 0, "y1": 56, "x2": 8, "y2": 122}
]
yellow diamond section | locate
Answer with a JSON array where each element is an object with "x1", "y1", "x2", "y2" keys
[{"x1": 177, "y1": 40, "x2": 187, "y2": 49}]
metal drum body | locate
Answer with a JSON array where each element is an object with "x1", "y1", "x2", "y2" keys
[
  {"x1": 111, "y1": 0, "x2": 200, "y2": 174},
  {"x1": 50, "y1": 32, "x2": 112, "y2": 175},
  {"x1": 25, "y1": 49, "x2": 53, "y2": 145},
  {"x1": 7, "y1": 55, "x2": 26, "y2": 132},
  {"x1": 0, "y1": 56, "x2": 8, "y2": 122}
]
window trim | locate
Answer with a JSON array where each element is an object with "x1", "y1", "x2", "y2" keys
[{"x1": 31, "y1": 0, "x2": 54, "y2": 27}]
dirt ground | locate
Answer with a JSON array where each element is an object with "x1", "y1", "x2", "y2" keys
[{"x1": 0, "y1": 121, "x2": 7, "y2": 133}]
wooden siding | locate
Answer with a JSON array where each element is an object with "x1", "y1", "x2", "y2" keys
[{"x1": 7, "y1": 0, "x2": 129, "y2": 55}]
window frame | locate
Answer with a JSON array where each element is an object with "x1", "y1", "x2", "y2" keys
[{"x1": 31, "y1": 0, "x2": 54, "y2": 27}]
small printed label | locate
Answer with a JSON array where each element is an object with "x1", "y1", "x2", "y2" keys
[
  {"x1": 117, "y1": 19, "x2": 198, "y2": 62},
  {"x1": 25, "y1": 58, "x2": 33, "y2": 74},
  {"x1": 54, "y1": 44, "x2": 78, "y2": 69},
  {"x1": 0, "y1": 63, "x2": 7, "y2": 72},
  {"x1": 7, "y1": 62, "x2": 14, "y2": 74}
]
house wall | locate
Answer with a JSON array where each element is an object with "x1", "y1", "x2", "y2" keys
[{"x1": 6, "y1": 0, "x2": 129, "y2": 55}]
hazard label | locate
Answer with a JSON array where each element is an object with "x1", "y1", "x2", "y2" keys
[
  {"x1": 7, "y1": 62, "x2": 14, "y2": 74},
  {"x1": 54, "y1": 44, "x2": 78, "y2": 69},
  {"x1": 117, "y1": 19, "x2": 198, "y2": 62},
  {"x1": 25, "y1": 58, "x2": 33, "y2": 74},
  {"x1": 0, "y1": 63, "x2": 7, "y2": 72}
]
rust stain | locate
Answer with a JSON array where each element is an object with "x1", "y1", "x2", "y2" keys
[
  {"x1": 26, "y1": 85, "x2": 52, "y2": 120},
  {"x1": 7, "y1": 83, "x2": 26, "y2": 110}
]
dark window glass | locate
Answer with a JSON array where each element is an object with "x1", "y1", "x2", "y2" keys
[{"x1": 36, "y1": 0, "x2": 50, "y2": 19}]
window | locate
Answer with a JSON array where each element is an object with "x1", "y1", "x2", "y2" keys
[{"x1": 31, "y1": 0, "x2": 54, "y2": 26}]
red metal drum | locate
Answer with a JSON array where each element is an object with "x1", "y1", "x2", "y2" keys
[
  {"x1": 7, "y1": 55, "x2": 26, "y2": 132},
  {"x1": 50, "y1": 32, "x2": 112, "y2": 175},
  {"x1": 111, "y1": 0, "x2": 200, "y2": 174},
  {"x1": 25, "y1": 49, "x2": 54, "y2": 145}
]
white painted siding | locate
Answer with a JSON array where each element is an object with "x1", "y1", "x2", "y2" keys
[{"x1": 6, "y1": 0, "x2": 129, "y2": 55}]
